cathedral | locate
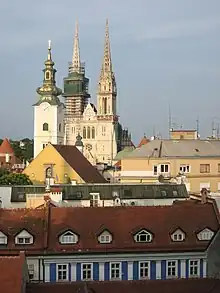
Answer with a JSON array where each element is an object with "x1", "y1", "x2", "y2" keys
[{"x1": 34, "y1": 20, "x2": 132, "y2": 165}]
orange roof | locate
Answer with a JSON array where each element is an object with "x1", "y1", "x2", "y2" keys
[
  {"x1": 137, "y1": 135, "x2": 149, "y2": 148},
  {"x1": 0, "y1": 138, "x2": 14, "y2": 154}
]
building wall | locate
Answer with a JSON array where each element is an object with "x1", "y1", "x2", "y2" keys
[
  {"x1": 26, "y1": 252, "x2": 207, "y2": 282},
  {"x1": 24, "y1": 144, "x2": 84, "y2": 185},
  {"x1": 121, "y1": 157, "x2": 220, "y2": 193},
  {"x1": 170, "y1": 130, "x2": 197, "y2": 140},
  {"x1": 0, "y1": 187, "x2": 25, "y2": 209}
]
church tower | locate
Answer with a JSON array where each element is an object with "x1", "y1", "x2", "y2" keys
[
  {"x1": 63, "y1": 21, "x2": 90, "y2": 118},
  {"x1": 34, "y1": 41, "x2": 65, "y2": 158}
]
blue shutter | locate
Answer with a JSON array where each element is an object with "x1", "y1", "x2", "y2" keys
[
  {"x1": 76, "y1": 263, "x2": 81, "y2": 281},
  {"x1": 133, "y1": 261, "x2": 138, "y2": 280},
  {"x1": 178, "y1": 260, "x2": 181, "y2": 278},
  {"x1": 104, "y1": 262, "x2": 109, "y2": 281},
  {"x1": 122, "y1": 261, "x2": 128, "y2": 280},
  {"x1": 50, "y1": 263, "x2": 56, "y2": 282},
  {"x1": 93, "y1": 263, "x2": 99, "y2": 281},
  {"x1": 200, "y1": 259, "x2": 203, "y2": 278},
  {"x1": 68, "y1": 263, "x2": 71, "y2": 281},
  {"x1": 150, "y1": 261, "x2": 156, "y2": 280},
  {"x1": 185, "y1": 260, "x2": 189, "y2": 279},
  {"x1": 161, "y1": 260, "x2": 166, "y2": 280}
]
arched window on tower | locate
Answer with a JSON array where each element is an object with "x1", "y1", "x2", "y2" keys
[
  {"x1": 92, "y1": 127, "x2": 95, "y2": 139},
  {"x1": 87, "y1": 126, "x2": 91, "y2": 139},
  {"x1": 43, "y1": 123, "x2": 49, "y2": 131},
  {"x1": 83, "y1": 127, "x2": 86, "y2": 139},
  {"x1": 45, "y1": 71, "x2": 50, "y2": 80},
  {"x1": 103, "y1": 98, "x2": 107, "y2": 114}
]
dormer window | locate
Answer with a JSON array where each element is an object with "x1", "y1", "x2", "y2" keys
[
  {"x1": 171, "y1": 229, "x2": 185, "y2": 242},
  {"x1": 98, "y1": 230, "x2": 112, "y2": 244},
  {"x1": 59, "y1": 231, "x2": 78, "y2": 244},
  {"x1": 15, "y1": 230, "x2": 33, "y2": 245},
  {"x1": 197, "y1": 228, "x2": 214, "y2": 241},
  {"x1": 134, "y1": 230, "x2": 153, "y2": 243},
  {"x1": 0, "y1": 231, "x2": 7, "y2": 245}
]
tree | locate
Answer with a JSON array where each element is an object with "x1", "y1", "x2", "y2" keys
[{"x1": 0, "y1": 173, "x2": 32, "y2": 185}]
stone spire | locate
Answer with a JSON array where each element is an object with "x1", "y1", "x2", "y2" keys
[
  {"x1": 100, "y1": 19, "x2": 112, "y2": 76},
  {"x1": 72, "y1": 21, "x2": 81, "y2": 73}
]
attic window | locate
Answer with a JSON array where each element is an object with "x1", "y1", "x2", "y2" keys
[
  {"x1": 59, "y1": 231, "x2": 78, "y2": 244},
  {"x1": 197, "y1": 228, "x2": 214, "y2": 241},
  {"x1": 171, "y1": 229, "x2": 185, "y2": 242},
  {"x1": 15, "y1": 230, "x2": 33, "y2": 245},
  {"x1": 134, "y1": 230, "x2": 153, "y2": 243},
  {"x1": 0, "y1": 231, "x2": 7, "y2": 245},
  {"x1": 98, "y1": 230, "x2": 112, "y2": 244}
]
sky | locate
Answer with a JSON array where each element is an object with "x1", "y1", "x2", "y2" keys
[{"x1": 0, "y1": 0, "x2": 220, "y2": 144}]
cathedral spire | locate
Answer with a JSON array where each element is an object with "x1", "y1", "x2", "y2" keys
[
  {"x1": 72, "y1": 20, "x2": 81, "y2": 73},
  {"x1": 101, "y1": 19, "x2": 112, "y2": 75}
]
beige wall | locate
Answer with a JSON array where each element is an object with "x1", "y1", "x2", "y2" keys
[
  {"x1": 170, "y1": 130, "x2": 197, "y2": 140},
  {"x1": 121, "y1": 157, "x2": 220, "y2": 193}
]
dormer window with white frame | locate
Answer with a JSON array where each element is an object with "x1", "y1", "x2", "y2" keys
[
  {"x1": 171, "y1": 229, "x2": 185, "y2": 242},
  {"x1": 134, "y1": 229, "x2": 153, "y2": 243},
  {"x1": 98, "y1": 230, "x2": 112, "y2": 244},
  {"x1": 197, "y1": 228, "x2": 214, "y2": 241},
  {"x1": 15, "y1": 229, "x2": 33, "y2": 245},
  {"x1": 0, "y1": 231, "x2": 7, "y2": 245},
  {"x1": 59, "y1": 230, "x2": 78, "y2": 244}
]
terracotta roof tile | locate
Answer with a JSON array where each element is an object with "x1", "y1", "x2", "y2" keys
[
  {"x1": 137, "y1": 135, "x2": 150, "y2": 148},
  {"x1": 0, "y1": 252, "x2": 26, "y2": 293},
  {"x1": 53, "y1": 145, "x2": 107, "y2": 183},
  {"x1": 0, "y1": 138, "x2": 14, "y2": 154},
  {"x1": 26, "y1": 279, "x2": 220, "y2": 293}
]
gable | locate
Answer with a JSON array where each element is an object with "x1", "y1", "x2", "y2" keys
[
  {"x1": 15, "y1": 229, "x2": 34, "y2": 244},
  {"x1": 83, "y1": 103, "x2": 97, "y2": 121},
  {"x1": 171, "y1": 228, "x2": 185, "y2": 242}
]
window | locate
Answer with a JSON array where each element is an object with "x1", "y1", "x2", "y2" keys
[
  {"x1": 90, "y1": 193, "x2": 100, "y2": 207},
  {"x1": 102, "y1": 126, "x2": 106, "y2": 136},
  {"x1": 171, "y1": 229, "x2": 185, "y2": 242},
  {"x1": 0, "y1": 232, "x2": 7, "y2": 245},
  {"x1": 82, "y1": 263, "x2": 92, "y2": 281},
  {"x1": 28, "y1": 264, "x2": 35, "y2": 280},
  {"x1": 45, "y1": 71, "x2": 50, "y2": 80},
  {"x1": 59, "y1": 231, "x2": 78, "y2": 244},
  {"x1": 189, "y1": 260, "x2": 199, "y2": 277},
  {"x1": 167, "y1": 260, "x2": 177, "y2": 278},
  {"x1": 83, "y1": 127, "x2": 86, "y2": 139},
  {"x1": 98, "y1": 231, "x2": 112, "y2": 244},
  {"x1": 57, "y1": 264, "x2": 68, "y2": 281},
  {"x1": 110, "y1": 263, "x2": 121, "y2": 280},
  {"x1": 92, "y1": 127, "x2": 95, "y2": 139},
  {"x1": 179, "y1": 164, "x2": 190, "y2": 173},
  {"x1": 200, "y1": 164, "x2": 210, "y2": 173},
  {"x1": 87, "y1": 126, "x2": 91, "y2": 139},
  {"x1": 134, "y1": 230, "x2": 153, "y2": 243},
  {"x1": 59, "y1": 123, "x2": 61, "y2": 132},
  {"x1": 15, "y1": 230, "x2": 33, "y2": 245},
  {"x1": 43, "y1": 123, "x2": 49, "y2": 131},
  {"x1": 42, "y1": 143, "x2": 48, "y2": 149},
  {"x1": 139, "y1": 262, "x2": 150, "y2": 279},
  {"x1": 153, "y1": 165, "x2": 157, "y2": 175},
  {"x1": 160, "y1": 164, "x2": 169, "y2": 173},
  {"x1": 197, "y1": 228, "x2": 214, "y2": 241}
]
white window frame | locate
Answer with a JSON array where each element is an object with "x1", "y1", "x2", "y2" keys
[
  {"x1": 134, "y1": 230, "x2": 153, "y2": 243},
  {"x1": 171, "y1": 229, "x2": 185, "y2": 242},
  {"x1": 189, "y1": 259, "x2": 200, "y2": 278},
  {"x1": 179, "y1": 164, "x2": 190, "y2": 174},
  {"x1": 81, "y1": 263, "x2": 93, "y2": 281},
  {"x1": 28, "y1": 264, "x2": 35, "y2": 280},
  {"x1": 166, "y1": 260, "x2": 178, "y2": 278},
  {"x1": 0, "y1": 232, "x2": 7, "y2": 245},
  {"x1": 197, "y1": 228, "x2": 214, "y2": 241},
  {"x1": 15, "y1": 230, "x2": 33, "y2": 245},
  {"x1": 159, "y1": 164, "x2": 170, "y2": 173},
  {"x1": 139, "y1": 261, "x2": 150, "y2": 279},
  {"x1": 110, "y1": 262, "x2": 121, "y2": 280},
  {"x1": 59, "y1": 231, "x2": 78, "y2": 244},
  {"x1": 98, "y1": 231, "x2": 112, "y2": 244},
  {"x1": 56, "y1": 264, "x2": 68, "y2": 282},
  {"x1": 153, "y1": 165, "x2": 158, "y2": 176},
  {"x1": 90, "y1": 193, "x2": 100, "y2": 207}
]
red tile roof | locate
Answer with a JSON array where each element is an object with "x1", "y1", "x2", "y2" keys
[
  {"x1": 137, "y1": 135, "x2": 150, "y2": 148},
  {"x1": 53, "y1": 145, "x2": 107, "y2": 183},
  {"x1": 0, "y1": 251, "x2": 27, "y2": 293},
  {"x1": 26, "y1": 279, "x2": 220, "y2": 293},
  {"x1": 0, "y1": 138, "x2": 14, "y2": 154},
  {"x1": 0, "y1": 201, "x2": 218, "y2": 255}
]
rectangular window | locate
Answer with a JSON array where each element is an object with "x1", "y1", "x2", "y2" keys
[
  {"x1": 57, "y1": 264, "x2": 68, "y2": 281},
  {"x1": 189, "y1": 260, "x2": 199, "y2": 277},
  {"x1": 17, "y1": 237, "x2": 31, "y2": 244},
  {"x1": 200, "y1": 164, "x2": 210, "y2": 173},
  {"x1": 110, "y1": 263, "x2": 121, "y2": 280},
  {"x1": 82, "y1": 263, "x2": 92, "y2": 281},
  {"x1": 160, "y1": 164, "x2": 169, "y2": 173},
  {"x1": 153, "y1": 165, "x2": 157, "y2": 175},
  {"x1": 139, "y1": 262, "x2": 150, "y2": 279},
  {"x1": 90, "y1": 193, "x2": 100, "y2": 207},
  {"x1": 28, "y1": 264, "x2": 35, "y2": 280},
  {"x1": 179, "y1": 164, "x2": 190, "y2": 173},
  {"x1": 167, "y1": 260, "x2": 177, "y2": 278},
  {"x1": 0, "y1": 236, "x2": 6, "y2": 244}
]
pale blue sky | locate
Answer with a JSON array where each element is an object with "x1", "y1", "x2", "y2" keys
[{"x1": 0, "y1": 0, "x2": 220, "y2": 144}]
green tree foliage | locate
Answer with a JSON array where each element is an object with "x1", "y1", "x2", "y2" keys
[
  {"x1": 0, "y1": 172, "x2": 32, "y2": 185},
  {"x1": 9, "y1": 139, "x2": 34, "y2": 162}
]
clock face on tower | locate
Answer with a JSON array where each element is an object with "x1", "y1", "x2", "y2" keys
[{"x1": 41, "y1": 102, "x2": 50, "y2": 111}]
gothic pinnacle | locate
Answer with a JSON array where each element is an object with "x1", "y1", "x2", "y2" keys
[
  {"x1": 72, "y1": 20, "x2": 81, "y2": 73},
  {"x1": 101, "y1": 18, "x2": 112, "y2": 74}
]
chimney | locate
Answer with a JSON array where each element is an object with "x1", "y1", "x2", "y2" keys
[{"x1": 201, "y1": 188, "x2": 208, "y2": 204}]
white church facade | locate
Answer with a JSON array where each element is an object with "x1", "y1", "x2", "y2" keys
[{"x1": 34, "y1": 21, "x2": 132, "y2": 165}]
